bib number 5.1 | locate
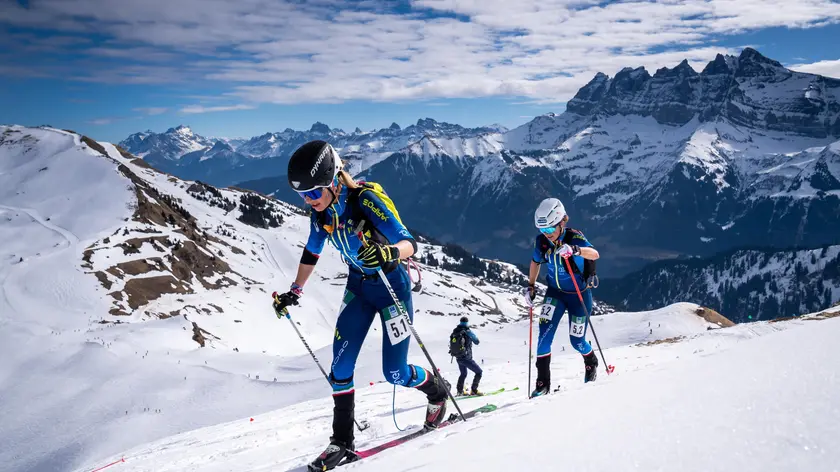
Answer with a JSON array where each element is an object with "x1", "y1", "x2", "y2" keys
[{"x1": 384, "y1": 303, "x2": 411, "y2": 345}]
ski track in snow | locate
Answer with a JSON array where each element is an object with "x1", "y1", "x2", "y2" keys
[
  {"x1": 0, "y1": 204, "x2": 80, "y2": 246},
  {"x1": 0, "y1": 205, "x2": 80, "y2": 322}
]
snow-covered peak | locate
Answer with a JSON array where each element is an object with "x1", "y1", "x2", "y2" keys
[
  {"x1": 119, "y1": 125, "x2": 214, "y2": 161},
  {"x1": 170, "y1": 124, "x2": 194, "y2": 136}
]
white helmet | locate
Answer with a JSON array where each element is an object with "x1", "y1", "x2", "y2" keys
[{"x1": 534, "y1": 198, "x2": 566, "y2": 229}]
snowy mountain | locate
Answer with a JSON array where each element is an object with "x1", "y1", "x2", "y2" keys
[
  {"x1": 598, "y1": 244, "x2": 840, "y2": 323},
  {"x1": 344, "y1": 48, "x2": 840, "y2": 277},
  {"x1": 116, "y1": 47, "x2": 839, "y2": 294},
  {"x1": 118, "y1": 119, "x2": 506, "y2": 188},
  {"x1": 120, "y1": 125, "x2": 214, "y2": 165}
]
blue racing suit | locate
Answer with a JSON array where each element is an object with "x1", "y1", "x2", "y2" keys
[
  {"x1": 302, "y1": 185, "x2": 431, "y2": 396},
  {"x1": 532, "y1": 228, "x2": 595, "y2": 357}
]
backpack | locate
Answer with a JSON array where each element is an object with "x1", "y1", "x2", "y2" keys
[
  {"x1": 535, "y1": 228, "x2": 597, "y2": 280},
  {"x1": 316, "y1": 181, "x2": 403, "y2": 243},
  {"x1": 448, "y1": 329, "x2": 467, "y2": 357}
]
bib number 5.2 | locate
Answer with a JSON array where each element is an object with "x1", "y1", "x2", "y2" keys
[
  {"x1": 539, "y1": 302, "x2": 556, "y2": 321},
  {"x1": 384, "y1": 303, "x2": 411, "y2": 345},
  {"x1": 570, "y1": 316, "x2": 586, "y2": 337}
]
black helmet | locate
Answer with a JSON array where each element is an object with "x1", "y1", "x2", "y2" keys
[
  {"x1": 460, "y1": 316, "x2": 468, "y2": 323},
  {"x1": 287, "y1": 140, "x2": 340, "y2": 192}
]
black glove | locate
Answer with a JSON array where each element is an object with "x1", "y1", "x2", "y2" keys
[
  {"x1": 357, "y1": 242, "x2": 400, "y2": 269},
  {"x1": 526, "y1": 284, "x2": 536, "y2": 303},
  {"x1": 272, "y1": 284, "x2": 302, "y2": 318}
]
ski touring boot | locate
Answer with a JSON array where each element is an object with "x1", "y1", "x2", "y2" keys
[
  {"x1": 470, "y1": 388, "x2": 484, "y2": 396},
  {"x1": 531, "y1": 380, "x2": 550, "y2": 397},
  {"x1": 583, "y1": 351, "x2": 599, "y2": 383},
  {"x1": 417, "y1": 373, "x2": 451, "y2": 430},
  {"x1": 531, "y1": 354, "x2": 551, "y2": 398},
  {"x1": 308, "y1": 441, "x2": 359, "y2": 471},
  {"x1": 309, "y1": 388, "x2": 359, "y2": 471}
]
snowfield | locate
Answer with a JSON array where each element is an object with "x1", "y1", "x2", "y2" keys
[
  {"x1": 72, "y1": 306, "x2": 840, "y2": 472},
  {"x1": 2, "y1": 126, "x2": 838, "y2": 472}
]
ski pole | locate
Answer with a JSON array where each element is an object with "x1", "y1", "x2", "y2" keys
[
  {"x1": 562, "y1": 256, "x2": 614, "y2": 374},
  {"x1": 527, "y1": 303, "x2": 534, "y2": 398},
  {"x1": 355, "y1": 225, "x2": 467, "y2": 422},
  {"x1": 274, "y1": 300, "x2": 371, "y2": 431}
]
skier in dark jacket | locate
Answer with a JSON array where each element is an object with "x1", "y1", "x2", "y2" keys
[{"x1": 449, "y1": 316, "x2": 483, "y2": 396}]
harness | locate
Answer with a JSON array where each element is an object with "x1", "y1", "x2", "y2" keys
[{"x1": 537, "y1": 228, "x2": 599, "y2": 289}]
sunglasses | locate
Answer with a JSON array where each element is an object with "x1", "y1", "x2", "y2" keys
[
  {"x1": 539, "y1": 220, "x2": 566, "y2": 235},
  {"x1": 297, "y1": 176, "x2": 339, "y2": 201},
  {"x1": 297, "y1": 187, "x2": 327, "y2": 200}
]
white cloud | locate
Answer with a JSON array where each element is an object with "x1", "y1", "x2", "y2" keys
[
  {"x1": 789, "y1": 59, "x2": 840, "y2": 79},
  {"x1": 179, "y1": 104, "x2": 256, "y2": 114},
  {"x1": 134, "y1": 107, "x2": 169, "y2": 115},
  {"x1": 2, "y1": 0, "x2": 840, "y2": 104},
  {"x1": 86, "y1": 117, "x2": 115, "y2": 125}
]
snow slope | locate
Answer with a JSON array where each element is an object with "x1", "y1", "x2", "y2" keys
[
  {"x1": 73, "y1": 306, "x2": 840, "y2": 472},
  {"x1": 0, "y1": 126, "x2": 527, "y2": 472}
]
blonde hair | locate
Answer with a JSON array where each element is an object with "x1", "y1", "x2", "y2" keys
[{"x1": 336, "y1": 160, "x2": 359, "y2": 189}]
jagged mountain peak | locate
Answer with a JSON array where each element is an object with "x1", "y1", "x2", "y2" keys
[
  {"x1": 738, "y1": 47, "x2": 782, "y2": 66},
  {"x1": 309, "y1": 122, "x2": 331, "y2": 134},
  {"x1": 654, "y1": 59, "x2": 698, "y2": 79},
  {"x1": 209, "y1": 140, "x2": 233, "y2": 152},
  {"x1": 166, "y1": 124, "x2": 194, "y2": 136},
  {"x1": 701, "y1": 53, "x2": 732, "y2": 75},
  {"x1": 554, "y1": 47, "x2": 839, "y2": 138}
]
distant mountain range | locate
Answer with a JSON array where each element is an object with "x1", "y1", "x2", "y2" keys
[{"x1": 119, "y1": 47, "x2": 840, "y2": 321}]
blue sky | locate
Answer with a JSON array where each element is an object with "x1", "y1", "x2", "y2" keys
[{"x1": 2, "y1": 0, "x2": 840, "y2": 142}]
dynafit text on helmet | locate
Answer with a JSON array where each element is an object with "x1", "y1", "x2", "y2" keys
[
  {"x1": 273, "y1": 140, "x2": 456, "y2": 472},
  {"x1": 527, "y1": 197, "x2": 604, "y2": 397}
]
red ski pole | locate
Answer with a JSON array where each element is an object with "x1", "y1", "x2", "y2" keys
[
  {"x1": 563, "y1": 256, "x2": 614, "y2": 375},
  {"x1": 527, "y1": 303, "x2": 534, "y2": 398},
  {"x1": 90, "y1": 457, "x2": 125, "y2": 472}
]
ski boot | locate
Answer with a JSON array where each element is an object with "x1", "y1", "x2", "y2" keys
[
  {"x1": 531, "y1": 354, "x2": 551, "y2": 398},
  {"x1": 308, "y1": 441, "x2": 359, "y2": 471},
  {"x1": 583, "y1": 351, "x2": 598, "y2": 383},
  {"x1": 417, "y1": 373, "x2": 451, "y2": 430},
  {"x1": 530, "y1": 380, "x2": 550, "y2": 397},
  {"x1": 469, "y1": 388, "x2": 484, "y2": 396},
  {"x1": 309, "y1": 386, "x2": 359, "y2": 471}
]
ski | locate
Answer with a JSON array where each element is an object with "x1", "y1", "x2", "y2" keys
[
  {"x1": 355, "y1": 403, "x2": 498, "y2": 459},
  {"x1": 455, "y1": 386, "x2": 518, "y2": 399}
]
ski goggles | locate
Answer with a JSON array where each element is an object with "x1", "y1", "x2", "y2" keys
[
  {"x1": 297, "y1": 176, "x2": 339, "y2": 200},
  {"x1": 539, "y1": 225, "x2": 559, "y2": 235},
  {"x1": 297, "y1": 187, "x2": 327, "y2": 200}
]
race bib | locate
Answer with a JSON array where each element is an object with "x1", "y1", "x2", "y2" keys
[
  {"x1": 570, "y1": 316, "x2": 586, "y2": 337},
  {"x1": 383, "y1": 303, "x2": 411, "y2": 345},
  {"x1": 539, "y1": 301, "x2": 556, "y2": 321}
]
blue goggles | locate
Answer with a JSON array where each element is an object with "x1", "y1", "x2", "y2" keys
[
  {"x1": 539, "y1": 225, "x2": 558, "y2": 235},
  {"x1": 297, "y1": 176, "x2": 339, "y2": 200},
  {"x1": 297, "y1": 187, "x2": 327, "y2": 200}
]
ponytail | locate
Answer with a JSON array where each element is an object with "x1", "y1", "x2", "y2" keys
[{"x1": 337, "y1": 162, "x2": 359, "y2": 190}]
